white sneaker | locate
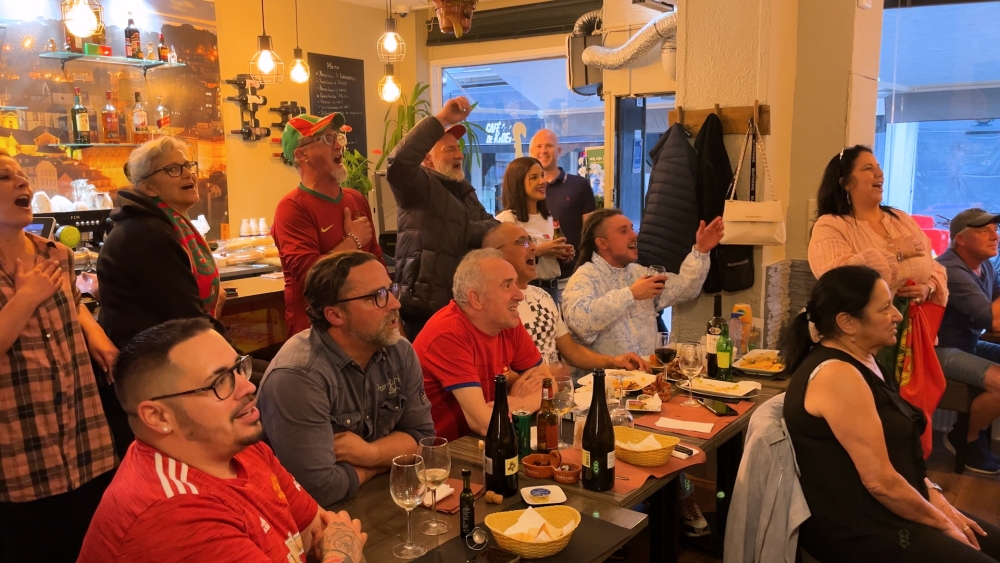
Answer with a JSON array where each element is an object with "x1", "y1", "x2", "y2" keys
[{"x1": 680, "y1": 497, "x2": 711, "y2": 537}]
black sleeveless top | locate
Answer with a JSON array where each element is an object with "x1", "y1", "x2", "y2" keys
[{"x1": 784, "y1": 345, "x2": 928, "y2": 556}]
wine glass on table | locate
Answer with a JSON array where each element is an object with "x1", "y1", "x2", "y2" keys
[
  {"x1": 391, "y1": 454, "x2": 427, "y2": 559},
  {"x1": 655, "y1": 331, "x2": 677, "y2": 400},
  {"x1": 553, "y1": 375, "x2": 575, "y2": 449},
  {"x1": 607, "y1": 375, "x2": 634, "y2": 428},
  {"x1": 418, "y1": 437, "x2": 451, "y2": 536},
  {"x1": 677, "y1": 342, "x2": 704, "y2": 407}
]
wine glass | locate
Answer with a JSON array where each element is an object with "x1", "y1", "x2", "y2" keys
[
  {"x1": 553, "y1": 375, "x2": 575, "y2": 449},
  {"x1": 391, "y1": 454, "x2": 427, "y2": 559},
  {"x1": 607, "y1": 377, "x2": 634, "y2": 428},
  {"x1": 418, "y1": 437, "x2": 451, "y2": 536},
  {"x1": 677, "y1": 342, "x2": 704, "y2": 407},
  {"x1": 648, "y1": 265, "x2": 667, "y2": 277}
]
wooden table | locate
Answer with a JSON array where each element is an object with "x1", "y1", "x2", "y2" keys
[
  {"x1": 331, "y1": 455, "x2": 647, "y2": 562},
  {"x1": 982, "y1": 331, "x2": 1000, "y2": 345}
]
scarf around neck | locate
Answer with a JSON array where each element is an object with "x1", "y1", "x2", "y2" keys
[{"x1": 150, "y1": 196, "x2": 220, "y2": 316}]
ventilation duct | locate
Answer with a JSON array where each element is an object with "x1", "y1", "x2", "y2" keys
[
  {"x1": 566, "y1": 10, "x2": 604, "y2": 96},
  {"x1": 582, "y1": 10, "x2": 677, "y2": 71}
]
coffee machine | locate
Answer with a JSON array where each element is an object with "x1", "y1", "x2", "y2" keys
[{"x1": 36, "y1": 210, "x2": 114, "y2": 252}]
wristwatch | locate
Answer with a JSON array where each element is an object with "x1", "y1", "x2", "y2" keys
[
  {"x1": 346, "y1": 232, "x2": 362, "y2": 249},
  {"x1": 927, "y1": 481, "x2": 944, "y2": 495}
]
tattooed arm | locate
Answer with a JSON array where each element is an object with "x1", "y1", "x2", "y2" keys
[{"x1": 311, "y1": 510, "x2": 368, "y2": 563}]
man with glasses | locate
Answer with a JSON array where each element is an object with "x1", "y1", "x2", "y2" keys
[
  {"x1": 936, "y1": 209, "x2": 1000, "y2": 474},
  {"x1": 387, "y1": 96, "x2": 499, "y2": 341},
  {"x1": 78, "y1": 318, "x2": 368, "y2": 563},
  {"x1": 484, "y1": 223, "x2": 648, "y2": 374},
  {"x1": 257, "y1": 251, "x2": 434, "y2": 507},
  {"x1": 273, "y1": 112, "x2": 384, "y2": 337}
]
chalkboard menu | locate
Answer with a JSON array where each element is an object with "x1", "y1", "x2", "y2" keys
[{"x1": 307, "y1": 53, "x2": 368, "y2": 155}]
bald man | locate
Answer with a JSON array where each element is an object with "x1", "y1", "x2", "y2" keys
[{"x1": 529, "y1": 129, "x2": 596, "y2": 283}]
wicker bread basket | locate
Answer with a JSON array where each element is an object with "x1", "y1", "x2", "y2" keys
[
  {"x1": 483, "y1": 505, "x2": 581, "y2": 558},
  {"x1": 614, "y1": 427, "x2": 680, "y2": 467}
]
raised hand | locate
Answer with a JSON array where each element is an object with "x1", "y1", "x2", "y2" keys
[
  {"x1": 435, "y1": 96, "x2": 473, "y2": 127},
  {"x1": 342, "y1": 207, "x2": 373, "y2": 248},
  {"x1": 695, "y1": 217, "x2": 725, "y2": 254},
  {"x1": 14, "y1": 258, "x2": 63, "y2": 308}
]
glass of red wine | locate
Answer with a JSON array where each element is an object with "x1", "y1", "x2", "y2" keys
[{"x1": 655, "y1": 331, "x2": 677, "y2": 365}]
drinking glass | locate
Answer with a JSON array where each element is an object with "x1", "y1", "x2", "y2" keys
[
  {"x1": 607, "y1": 378, "x2": 634, "y2": 428},
  {"x1": 418, "y1": 437, "x2": 451, "y2": 535},
  {"x1": 677, "y1": 342, "x2": 704, "y2": 407},
  {"x1": 391, "y1": 454, "x2": 427, "y2": 559},
  {"x1": 655, "y1": 331, "x2": 677, "y2": 369},
  {"x1": 553, "y1": 375, "x2": 575, "y2": 449},
  {"x1": 648, "y1": 265, "x2": 667, "y2": 277}
]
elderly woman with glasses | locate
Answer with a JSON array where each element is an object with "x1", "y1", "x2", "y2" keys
[{"x1": 97, "y1": 137, "x2": 226, "y2": 457}]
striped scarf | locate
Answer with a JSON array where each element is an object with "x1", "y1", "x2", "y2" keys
[{"x1": 151, "y1": 196, "x2": 220, "y2": 316}]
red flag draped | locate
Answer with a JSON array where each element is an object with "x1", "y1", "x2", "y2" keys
[{"x1": 895, "y1": 302, "x2": 947, "y2": 458}]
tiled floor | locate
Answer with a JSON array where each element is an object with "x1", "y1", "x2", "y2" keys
[{"x1": 676, "y1": 432, "x2": 1000, "y2": 562}]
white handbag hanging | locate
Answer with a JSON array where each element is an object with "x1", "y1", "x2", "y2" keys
[{"x1": 720, "y1": 119, "x2": 786, "y2": 246}]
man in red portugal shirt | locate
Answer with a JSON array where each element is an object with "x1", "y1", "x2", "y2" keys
[
  {"x1": 273, "y1": 113, "x2": 384, "y2": 337},
  {"x1": 413, "y1": 248, "x2": 547, "y2": 441},
  {"x1": 77, "y1": 318, "x2": 367, "y2": 563}
]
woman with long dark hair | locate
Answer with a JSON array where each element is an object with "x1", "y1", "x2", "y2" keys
[
  {"x1": 496, "y1": 156, "x2": 574, "y2": 303},
  {"x1": 780, "y1": 265, "x2": 1000, "y2": 562}
]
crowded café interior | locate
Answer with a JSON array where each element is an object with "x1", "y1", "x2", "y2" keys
[{"x1": 3, "y1": 0, "x2": 1000, "y2": 561}]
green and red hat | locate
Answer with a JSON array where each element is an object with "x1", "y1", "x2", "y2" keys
[{"x1": 281, "y1": 112, "x2": 346, "y2": 164}]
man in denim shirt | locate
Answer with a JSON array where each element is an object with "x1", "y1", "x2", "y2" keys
[{"x1": 258, "y1": 251, "x2": 434, "y2": 507}]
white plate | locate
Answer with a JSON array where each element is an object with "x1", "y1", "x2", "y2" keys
[
  {"x1": 733, "y1": 349, "x2": 786, "y2": 375},
  {"x1": 577, "y1": 370, "x2": 656, "y2": 393},
  {"x1": 520, "y1": 485, "x2": 567, "y2": 506},
  {"x1": 677, "y1": 378, "x2": 762, "y2": 398}
]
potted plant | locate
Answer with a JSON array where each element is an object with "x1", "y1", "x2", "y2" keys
[{"x1": 429, "y1": 0, "x2": 478, "y2": 38}]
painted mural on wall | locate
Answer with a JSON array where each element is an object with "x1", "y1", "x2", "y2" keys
[{"x1": 0, "y1": 0, "x2": 227, "y2": 238}]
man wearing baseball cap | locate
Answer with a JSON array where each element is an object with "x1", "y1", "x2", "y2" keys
[
  {"x1": 386, "y1": 96, "x2": 498, "y2": 340},
  {"x1": 936, "y1": 207, "x2": 1000, "y2": 473},
  {"x1": 272, "y1": 113, "x2": 383, "y2": 338}
]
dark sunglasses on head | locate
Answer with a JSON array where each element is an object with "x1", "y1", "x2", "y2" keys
[
  {"x1": 149, "y1": 355, "x2": 252, "y2": 402},
  {"x1": 143, "y1": 160, "x2": 198, "y2": 179}
]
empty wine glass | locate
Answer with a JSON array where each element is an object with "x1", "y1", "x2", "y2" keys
[
  {"x1": 418, "y1": 437, "x2": 451, "y2": 536},
  {"x1": 678, "y1": 342, "x2": 704, "y2": 407},
  {"x1": 607, "y1": 377, "x2": 634, "y2": 428},
  {"x1": 391, "y1": 454, "x2": 427, "y2": 559},
  {"x1": 553, "y1": 375, "x2": 575, "y2": 449}
]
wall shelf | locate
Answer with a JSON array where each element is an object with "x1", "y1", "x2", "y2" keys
[
  {"x1": 56, "y1": 143, "x2": 142, "y2": 148},
  {"x1": 39, "y1": 52, "x2": 186, "y2": 77}
]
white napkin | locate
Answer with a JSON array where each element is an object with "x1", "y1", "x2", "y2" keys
[
  {"x1": 654, "y1": 418, "x2": 715, "y2": 433},
  {"x1": 615, "y1": 434, "x2": 664, "y2": 451},
  {"x1": 421, "y1": 483, "x2": 454, "y2": 507},
  {"x1": 640, "y1": 394, "x2": 662, "y2": 411},
  {"x1": 503, "y1": 506, "x2": 547, "y2": 539}
]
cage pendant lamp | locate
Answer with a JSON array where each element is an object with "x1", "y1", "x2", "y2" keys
[
  {"x1": 62, "y1": 0, "x2": 103, "y2": 39},
  {"x1": 250, "y1": 0, "x2": 284, "y2": 84},
  {"x1": 377, "y1": 1, "x2": 405, "y2": 63},
  {"x1": 289, "y1": 0, "x2": 310, "y2": 83},
  {"x1": 378, "y1": 64, "x2": 401, "y2": 102}
]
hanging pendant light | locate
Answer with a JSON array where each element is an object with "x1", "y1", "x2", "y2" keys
[
  {"x1": 250, "y1": 0, "x2": 284, "y2": 84},
  {"x1": 62, "y1": 0, "x2": 102, "y2": 38},
  {"x1": 377, "y1": 1, "x2": 406, "y2": 63},
  {"x1": 378, "y1": 63, "x2": 401, "y2": 103},
  {"x1": 289, "y1": 0, "x2": 310, "y2": 84}
]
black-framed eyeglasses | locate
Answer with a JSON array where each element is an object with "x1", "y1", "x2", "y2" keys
[
  {"x1": 332, "y1": 283, "x2": 400, "y2": 309},
  {"x1": 142, "y1": 160, "x2": 198, "y2": 179},
  {"x1": 299, "y1": 131, "x2": 347, "y2": 149},
  {"x1": 149, "y1": 355, "x2": 252, "y2": 402},
  {"x1": 496, "y1": 236, "x2": 537, "y2": 250}
]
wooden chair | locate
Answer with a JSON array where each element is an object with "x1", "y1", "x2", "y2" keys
[{"x1": 937, "y1": 379, "x2": 984, "y2": 474}]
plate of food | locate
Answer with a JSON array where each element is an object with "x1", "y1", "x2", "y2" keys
[
  {"x1": 733, "y1": 349, "x2": 786, "y2": 376},
  {"x1": 677, "y1": 377, "x2": 762, "y2": 398},
  {"x1": 577, "y1": 370, "x2": 655, "y2": 393},
  {"x1": 626, "y1": 394, "x2": 662, "y2": 413}
]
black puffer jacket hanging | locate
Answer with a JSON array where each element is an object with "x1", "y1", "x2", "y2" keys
[{"x1": 638, "y1": 122, "x2": 699, "y2": 272}]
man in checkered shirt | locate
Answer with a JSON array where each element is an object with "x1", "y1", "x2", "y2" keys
[{"x1": 484, "y1": 223, "x2": 648, "y2": 376}]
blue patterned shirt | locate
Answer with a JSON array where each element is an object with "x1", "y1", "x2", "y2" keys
[{"x1": 562, "y1": 249, "x2": 710, "y2": 357}]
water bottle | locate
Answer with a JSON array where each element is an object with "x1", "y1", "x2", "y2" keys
[{"x1": 728, "y1": 314, "x2": 743, "y2": 360}]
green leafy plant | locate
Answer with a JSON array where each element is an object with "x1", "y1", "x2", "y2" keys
[
  {"x1": 377, "y1": 82, "x2": 432, "y2": 170},
  {"x1": 456, "y1": 101, "x2": 486, "y2": 169},
  {"x1": 342, "y1": 149, "x2": 373, "y2": 195}
]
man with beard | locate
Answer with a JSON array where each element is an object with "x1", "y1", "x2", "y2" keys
[
  {"x1": 273, "y1": 113, "x2": 383, "y2": 338},
  {"x1": 387, "y1": 96, "x2": 499, "y2": 340},
  {"x1": 77, "y1": 318, "x2": 368, "y2": 563},
  {"x1": 415, "y1": 249, "x2": 546, "y2": 441},
  {"x1": 257, "y1": 251, "x2": 434, "y2": 507}
]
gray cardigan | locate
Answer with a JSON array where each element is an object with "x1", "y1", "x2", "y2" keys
[{"x1": 723, "y1": 393, "x2": 811, "y2": 563}]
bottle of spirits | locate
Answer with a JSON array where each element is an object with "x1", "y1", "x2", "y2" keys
[
  {"x1": 168, "y1": 46, "x2": 178, "y2": 64},
  {"x1": 536, "y1": 378, "x2": 559, "y2": 454},
  {"x1": 158, "y1": 33, "x2": 170, "y2": 62},
  {"x1": 132, "y1": 92, "x2": 149, "y2": 144},
  {"x1": 717, "y1": 321, "x2": 733, "y2": 382},
  {"x1": 483, "y1": 374, "x2": 517, "y2": 498},
  {"x1": 582, "y1": 369, "x2": 615, "y2": 491},
  {"x1": 459, "y1": 468, "x2": 475, "y2": 537},
  {"x1": 146, "y1": 42, "x2": 156, "y2": 61},
  {"x1": 154, "y1": 96, "x2": 170, "y2": 137},
  {"x1": 71, "y1": 88, "x2": 90, "y2": 145},
  {"x1": 706, "y1": 293, "x2": 725, "y2": 379},
  {"x1": 124, "y1": 14, "x2": 141, "y2": 59},
  {"x1": 100, "y1": 91, "x2": 119, "y2": 144}
]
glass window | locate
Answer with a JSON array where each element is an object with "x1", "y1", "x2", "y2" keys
[
  {"x1": 876, "y1": 1, "x2": 1000, "y2": 256},
  {"x1": 440, "y1": 57, "x2": 605, "y2": 214}
]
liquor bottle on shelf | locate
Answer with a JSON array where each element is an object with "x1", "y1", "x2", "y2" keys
[
  {"x1": 132, "y1": 92, "x2": 149, "y2": 144},
  {"x1": 71, "y1": 88, "x2": 91, "y2": 145},
  {"x1": 459, "y1": 468, "x2": 475, "y2": 537},
  {"x1": 124, "y1": 14, "x2": 141, "y2": 59},
  {"x1": 536, "y1": 378, "x2": 559, "y2": 454},
  {"x1": 158, "y1": 33, "x2": 170, "y2": 62},
  {"x1": 706, "y1": 293, "x2": 725, "y2": 379},
  {"x1": 717, "y1": 321, "x2": 734, "y2": 382},
  {"x1": 483, "y1": 374, "x2": 517, "y2": 498},
  {"x1": 168, "y1": 46, "x2": 178, "y2": 64},
  {"x1": 154, "y1": 97, "x2": 170, "y2": 137},
  {"x1": 100, "y1": 91, "x2": 119, "y2": 144},
  {"x1": 146, "y1": 42, "x2": 156, "y2": 61},
  {"x1": 582, "y1": 368, "x2": 615, "y2": 491}
]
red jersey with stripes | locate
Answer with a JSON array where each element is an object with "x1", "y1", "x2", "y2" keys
[{"x1": 78, "y1": 440, "x2": 319, "y2": 563}]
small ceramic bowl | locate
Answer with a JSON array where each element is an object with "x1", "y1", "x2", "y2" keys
[
  {"x1": 523, "y1": 454, "x2": 554, "y2": 479},
  {"x1": 553, "y1": 463, "x2": 582, "y2": 484}
]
